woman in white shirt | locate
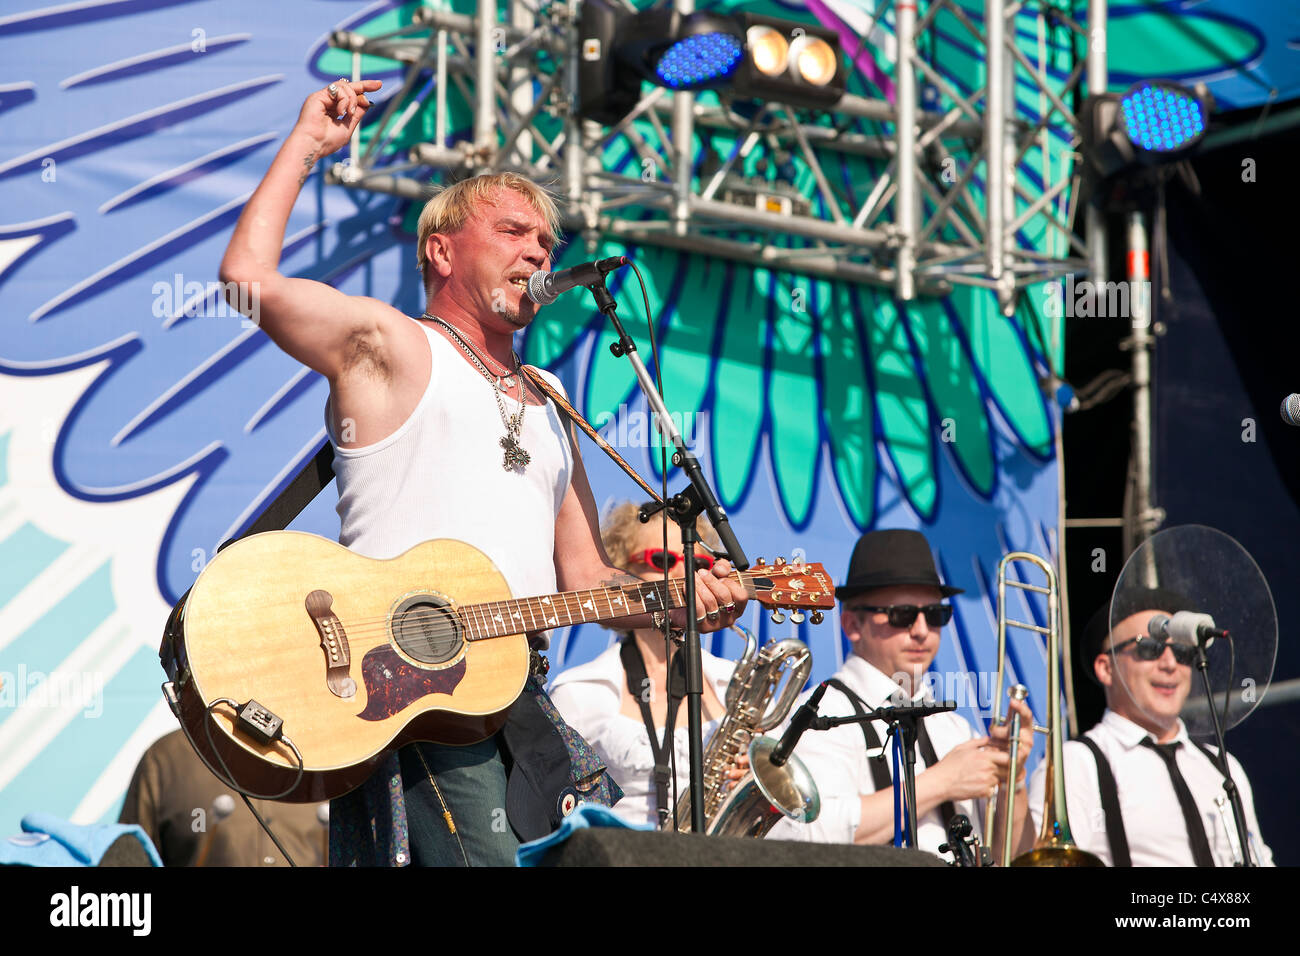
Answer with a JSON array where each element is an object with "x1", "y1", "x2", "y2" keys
[{"x1": 548, "y1": 502, "x2": 737, "y2": 828}]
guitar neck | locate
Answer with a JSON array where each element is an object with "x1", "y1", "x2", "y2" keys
[{"x1": 459, "y1": 574, "x2": 751, "y2": 641}]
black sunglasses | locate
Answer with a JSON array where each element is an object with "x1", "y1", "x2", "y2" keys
[
  {"x1": 850, "y1": 604, "x2": 953, "y2": 628},
  {"x1": 1109, "y1": 636, "x2": 1196, "y2": 666}
]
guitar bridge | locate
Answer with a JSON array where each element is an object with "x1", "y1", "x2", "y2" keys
[{"x1": 305, "y1": 589, "x2": 357, "y2": 699}]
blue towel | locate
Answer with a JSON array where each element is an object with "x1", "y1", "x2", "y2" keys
[
  {"x1": 0, "y1": 812, "x2": 162, "y2": 867},
  {"x1": 515, "y1": 803, "x2": 650, "y2": 867}
]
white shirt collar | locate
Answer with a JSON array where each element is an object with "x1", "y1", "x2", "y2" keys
[
  {"x1": 1099, "y1": 707, "x2": 1190, "y2": 750},
  {"x1": 839, "y1": 654, "x2": 933, "y2": 707}
]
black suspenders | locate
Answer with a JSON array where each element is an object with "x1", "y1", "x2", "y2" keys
[
  {"x1": 824, "y1": 679, "x2": 958, "y2": 828},
  {"x1": 1079, "y1": 735, "x2": 1226, "y2": 867}
]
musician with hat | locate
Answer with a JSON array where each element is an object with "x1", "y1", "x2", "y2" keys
[
  {"x1": 768, "y1": 529, "x2": 1034, "y2": 857},
  {"x1": 1027, "y1": 588, "x2": 1274, "y2": 866}
]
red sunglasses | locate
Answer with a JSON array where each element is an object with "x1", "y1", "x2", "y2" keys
[{"x1": 629, "y1": 548, "x2": 714, "y2": 572}]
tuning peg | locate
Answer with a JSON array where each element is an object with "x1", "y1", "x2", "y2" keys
[
  {"x1": 792, "y1": 555, "x2": 805, "y2": 568},
  {"x1": 756, "y1": 557, "x2": 766, "y2": 567},
  {"x1": 770, "y1": 609, "x2": 785, "y2": 624},
  {"x1": 810, "y1": 610, "x2": 824, "y2": 625},
  {"x1": 775, "y1": 556, "x2": 785, "y2": 566},
  {"x1": 790, "y1": 610, "x2": 805, "y2": 624}
]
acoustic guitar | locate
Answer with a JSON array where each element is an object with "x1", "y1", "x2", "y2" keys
[{"x1": 159, "y1": 531, "x2": 835, "y2": 802}]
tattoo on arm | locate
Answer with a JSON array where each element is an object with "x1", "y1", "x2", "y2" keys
[
  {"x1": 298, "y1": 149, "x2": 318, "y2": 187},
  {"x1": 601, "y1": 571, "x2": 641, "y2": 590}
]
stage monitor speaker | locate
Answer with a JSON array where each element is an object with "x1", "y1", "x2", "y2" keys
[{"x1": 537, "y1": 830, "x2": 948, "y2": 867}]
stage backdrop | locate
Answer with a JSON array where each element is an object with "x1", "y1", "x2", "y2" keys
[{"x1": 0, "y1": 0, "x2": 1287, "y2": 836}]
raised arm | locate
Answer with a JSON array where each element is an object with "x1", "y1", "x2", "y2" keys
[{"x1": 218, "y1": 80, "x2": 407, "y2": 382}]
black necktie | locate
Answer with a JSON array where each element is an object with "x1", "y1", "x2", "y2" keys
[{"x1": 1141, "y1": 738, "x2": 1216, "y2": 867}]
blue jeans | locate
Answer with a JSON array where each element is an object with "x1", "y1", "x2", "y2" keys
[{"x1": 397, "y1": 737, "x2": 520, "y2": 867}]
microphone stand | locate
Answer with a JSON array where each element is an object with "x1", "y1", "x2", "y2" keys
[
  {"x1": 812, "y1": 700, "x2": 957, "y2": 850},
  {"x1": 584, "y1": 274, "x2": 749, "y2": 833},
  {"x1": 1193, "y1": 635, "x2": 1254, "y2": 866}
]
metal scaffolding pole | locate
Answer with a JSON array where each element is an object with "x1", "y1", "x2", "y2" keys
[
  {"x1": 1086, "y1": 0, "x2": 1108, "y2": 284},
  {"x1": 1124, "y1": 209, "x2": 1163, "y2": 581},
  {"x1": 895, "y1": 0, "x2": 919, "y2": 301},
  {"x1": 475, "y1": 0, "x2": 497, "y2": 166},
  {"x1": 671, "y1": 0, "x2": 695, "y2": 238},
  {"x1": 985, "y1": 0, "x2": 1006, "y2": 290},
  {"x1": 508, "y1": 0, "x2": 536, "y2": 167}
]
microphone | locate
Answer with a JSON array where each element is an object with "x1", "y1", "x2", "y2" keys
[
  {"x1": 526, "y1": 256, "x2": 630, "y2": 305},
  {"x1": 1281, "y1": 394, "x2": 1300, "y2": 426},
  {"x1": 193, "y1": 793, "x2": 236, "y2": 868},
  {"x1": 770, "y1": 681, "x2": 829, "y2": 767},
  {"x1": 317, "y1": 802, "x2": 330, "y2": 867},
  {"x1": 1148, "y1": 611, "x2": 1228, "y2": 648}
]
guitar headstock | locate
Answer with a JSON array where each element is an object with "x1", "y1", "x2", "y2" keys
[{"x1": 747, "y1": 557, "x2": 836, "y2": 624}]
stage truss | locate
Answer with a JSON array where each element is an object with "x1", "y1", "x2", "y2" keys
[{"x1": 325, "y1": 0, "x2": 1108, "y2": 313}]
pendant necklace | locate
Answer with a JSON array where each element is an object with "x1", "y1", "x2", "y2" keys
[{"x1": 423, "y1": 314, "x2": 531, "y2": 472}]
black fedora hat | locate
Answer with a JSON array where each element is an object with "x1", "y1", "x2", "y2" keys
[{"x1": 835, "y1": 529, "x2": 963, "y2": 601}]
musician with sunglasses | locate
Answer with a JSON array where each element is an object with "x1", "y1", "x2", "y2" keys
[
  {"x1": 1027, "y1": 588, "x2": 1273, "y2": 866},
  {"x1": 548, "y1": 501, "x2": 741, "y2": 828},
  {"x1": 768, "y1": 530, "x2": 1034, "y2": 857}
]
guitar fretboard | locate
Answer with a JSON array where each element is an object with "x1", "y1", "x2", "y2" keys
[{"x1": 457, "y1": 574, "x2": 753, "y2": 640}]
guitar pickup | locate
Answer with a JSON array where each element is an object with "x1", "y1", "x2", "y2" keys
[
  {"x1": 305, "y1": 589, "x2": 357, "y2": 699},
  {"x1": 237, "y1": 699, "x2": 284, "y2": 745}
]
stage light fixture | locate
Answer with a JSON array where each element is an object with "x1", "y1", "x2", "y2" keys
[
  {"x1": 578, "y1": 2, "x2": 747, "y2": 123},
  {"x1": 747, "y1": 25, "x2": 788, "y2": 77},
  {"x1": 1080, "y1": 80, "x2": 1210, "y2": 180},
  {"x1": 730, "y1": 13, "x2": 846, "y2": 108},
  {"x1": 1119, "y1": 82, "x2": 1207, "y2": 154},
  {"x1": 653, "y1": 29, "x2": 743, "y2": 89},
  {"x1": 577, "y1": 6, "x2": 845, "y2": 125},
  {"x1": 788, "y1": 34, "x2": 838, "y2": 87}
]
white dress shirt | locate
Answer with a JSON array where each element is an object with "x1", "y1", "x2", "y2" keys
[
  {"x1": 1028, "y1": 709, "x2": 1274, "y2": 866},
  {"x1": 767, "y1": 655, "x2": 981, "y2": 856},
  {"x1": 548, "y1": 642, "x2": 736, "y2": 827}
]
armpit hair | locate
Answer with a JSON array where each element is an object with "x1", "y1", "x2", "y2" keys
[{"x1": 342, "y1": 328, "x2": 390, "y2": 381}]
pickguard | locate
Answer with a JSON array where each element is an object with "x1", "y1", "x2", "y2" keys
[{"x1": 356, "y1": 646, "x2": 467, "y2": 721}]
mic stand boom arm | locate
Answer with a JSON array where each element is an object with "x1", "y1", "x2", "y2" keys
[
  {"x1": 812, "y1": 701, "x2": 958, "y2": 850},
  {"x1": 585, "y1": 275, "x2": 750, "y2": 834}
]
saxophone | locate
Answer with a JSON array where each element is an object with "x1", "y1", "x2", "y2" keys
[{"x1": 671, "y1": 625, "x2": 821, "y2": 837}]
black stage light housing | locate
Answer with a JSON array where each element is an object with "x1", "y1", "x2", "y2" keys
[
  {"x1": 578, "y1": 2, "x2": 746, "y2": 124},
  {"x1": 577, "y1": 6, "x2": 846, "y2": 125},
  {"x1": 730, "y1": 13, "x2": 847, "y2": 109},
  {"x1": 577, "y1": 0, "x2": 640, "y2": 126},
  {"x1": 1080, "y1": 81, "x2": 1210, "y2": 180},
  {"x1": 620, "y1": 7, "x2": 745, "y2": 91}
]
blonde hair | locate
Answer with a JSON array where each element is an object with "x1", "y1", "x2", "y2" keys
[
  {"x1": 601, "y1": 500, "x2": 722, "y2": 570},
  {"x1": 415, "y1": 172, "x2": 562, "y2": 287}
]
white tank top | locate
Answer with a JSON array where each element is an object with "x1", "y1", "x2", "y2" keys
[{"x1": 326, "y1": 320, "x2": 574, "y2": 624}]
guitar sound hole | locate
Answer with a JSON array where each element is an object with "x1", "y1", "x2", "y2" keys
[{"x1": 392, "y1": 595, "x2": 463, "y2": 665}]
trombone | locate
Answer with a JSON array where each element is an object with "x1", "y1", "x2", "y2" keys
[{"x1": 983, "y1": 552, "x2": 1103, "y2": 867}]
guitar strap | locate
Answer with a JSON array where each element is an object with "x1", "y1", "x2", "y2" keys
[
  {"x1": 619, "y1": 636, "x2": 687, "y2": 828},
  {"x1": 520, "y1": 365, "x2": 664, "y2": 503},
  {"x1": 222, "y1": 441, "x2": 335, "y2": 548}
]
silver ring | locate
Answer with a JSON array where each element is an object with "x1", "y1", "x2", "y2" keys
[
  {"x1": 327, "y1": 83, "x2": 339, "y2": 99},
  {"x1": 724, "y1": 603, "x2": 736, "y2": 612},
  {"x1": 706, "y1": 609, "x2": 720, "y2": 621}
]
